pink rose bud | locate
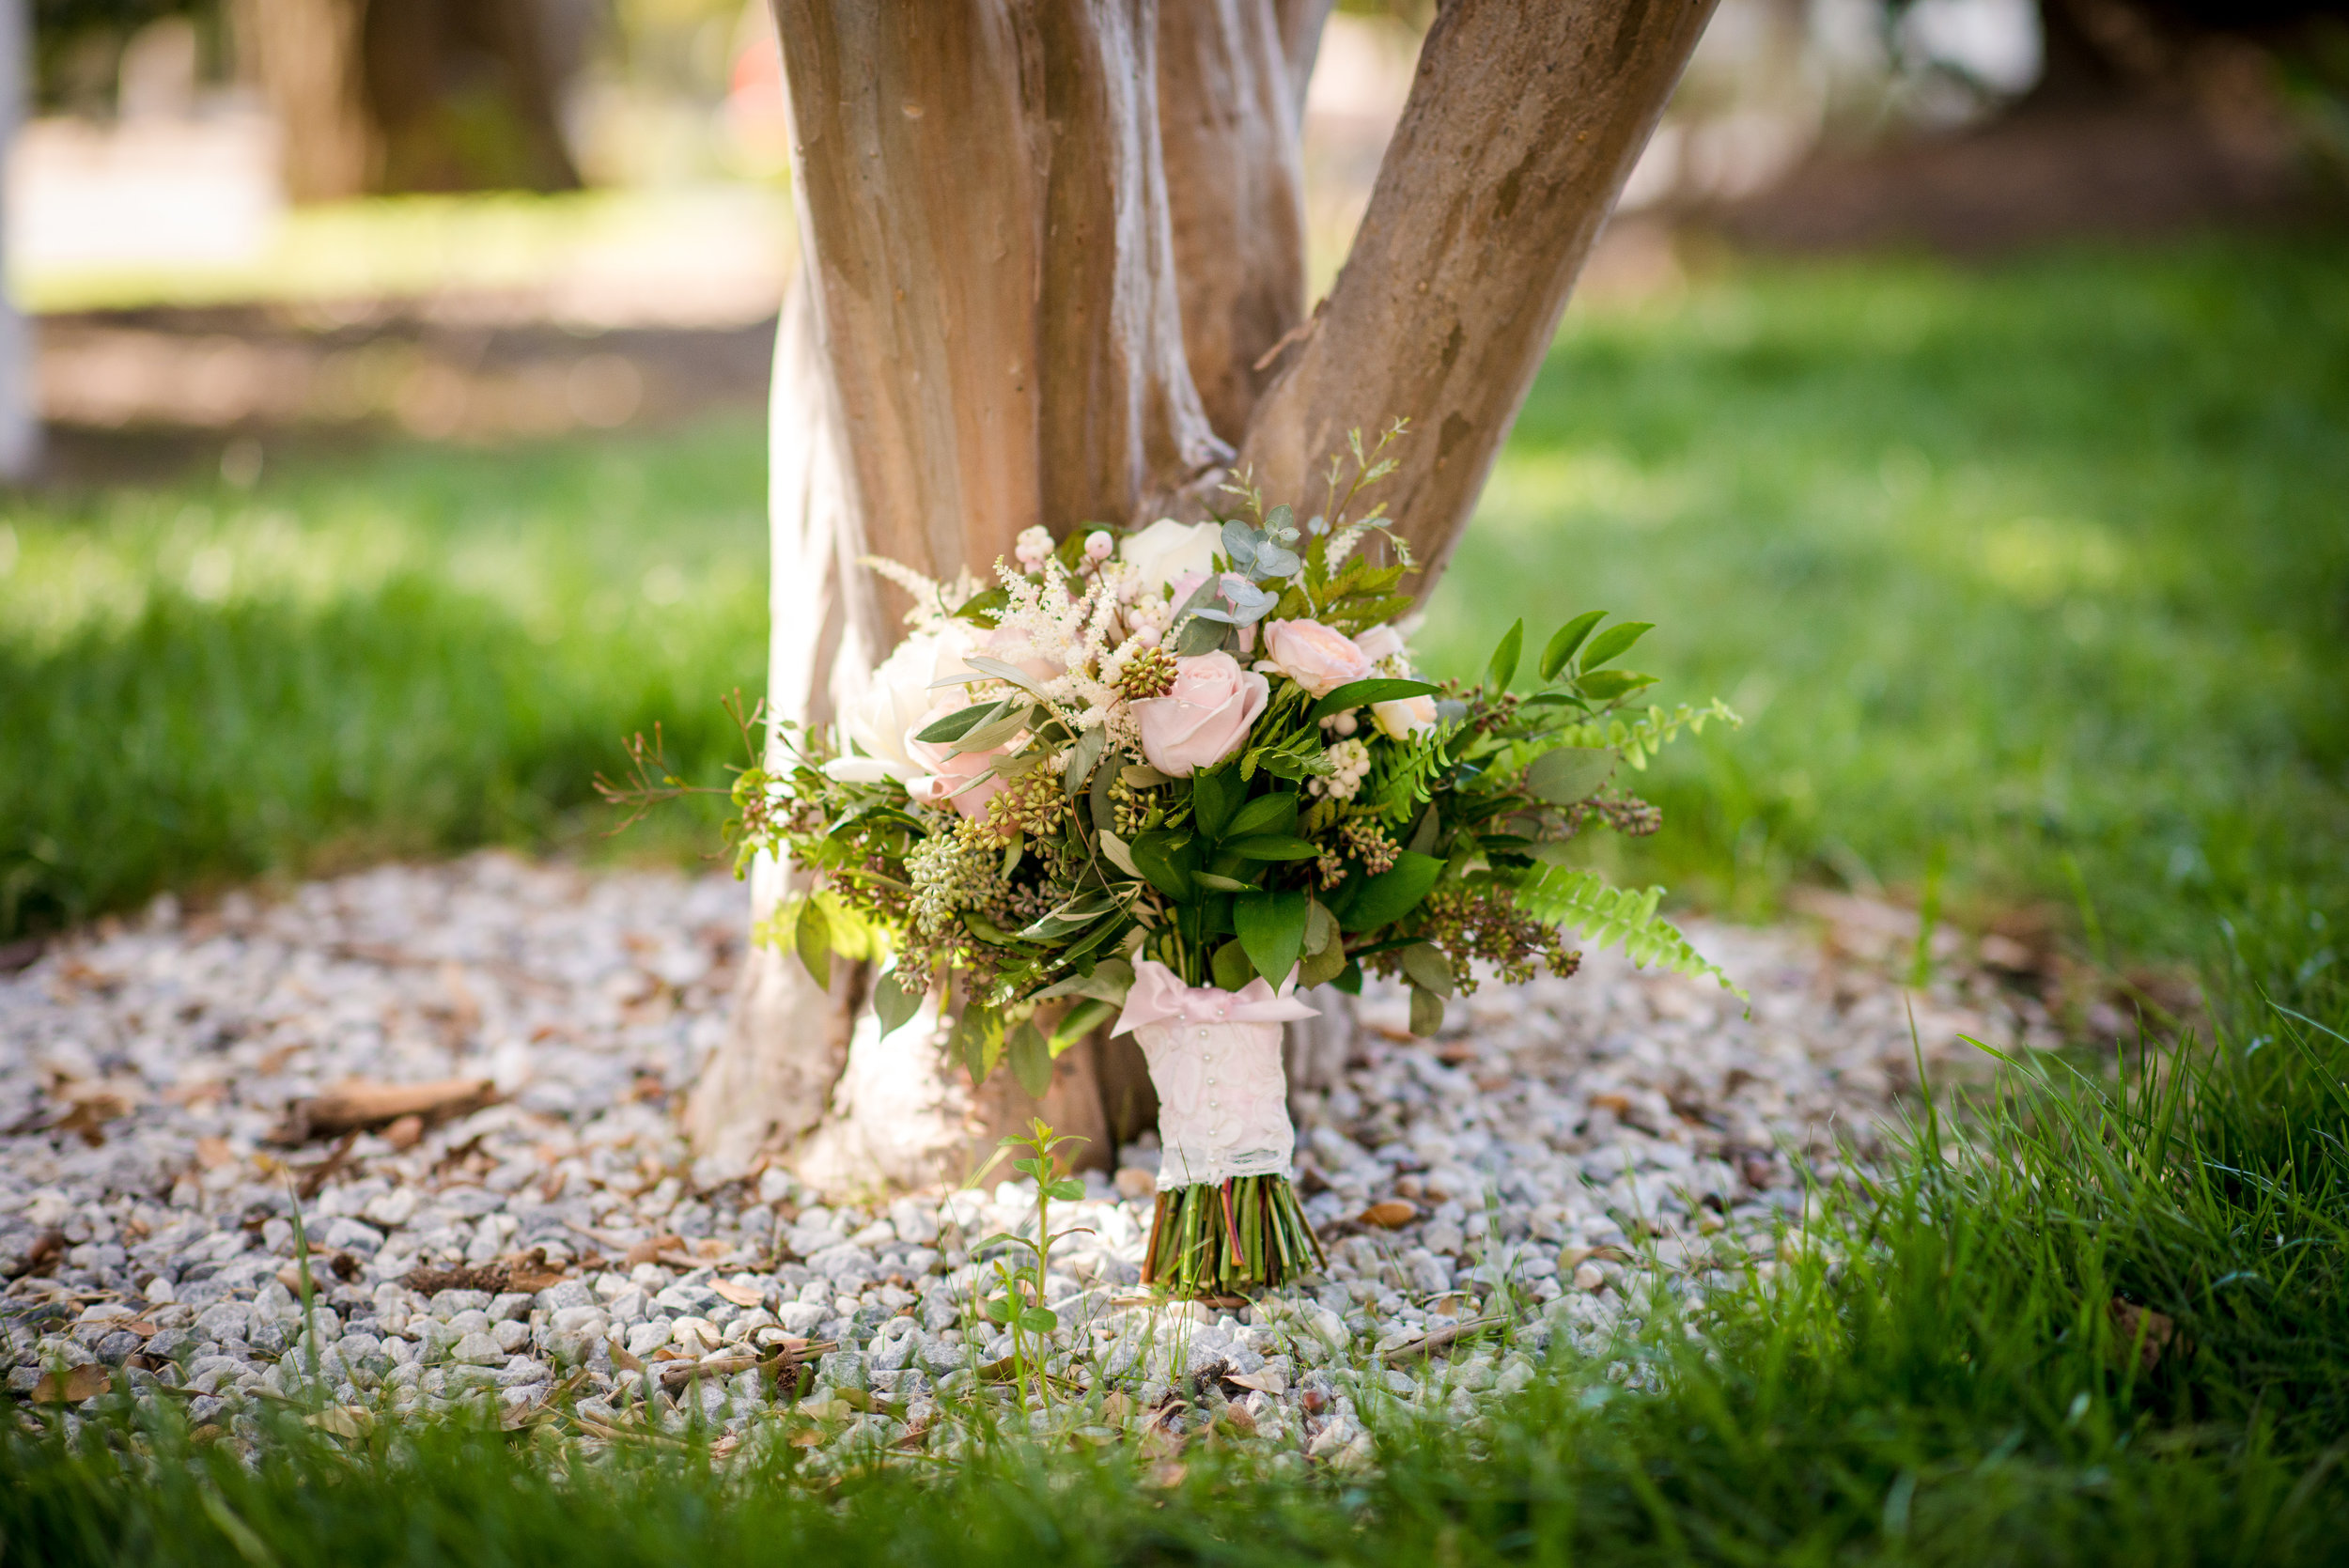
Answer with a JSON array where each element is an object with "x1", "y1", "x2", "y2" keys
[
  {"x1": 1130, "y1": 651, "x2": 1269, "y2": 777},
  {"x1": 1262, "y1": 617, "x2": 1375, "y2": 698}
]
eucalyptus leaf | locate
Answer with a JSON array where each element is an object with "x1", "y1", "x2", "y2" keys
[
  {"x1": 1303, "y1": 897, "x2": 1338, "y2": 955},
  {"x1": 1298, "y1": 939, "x2": 1349, "y2": 988},
  {"x1": 1122, "y1": 765, "x2": 1171, "y2": 787},
  {"x1": 794, "y1": 897, "x2": 831, "y2": 988},
  {"x1": 872, "y1": 967, "x2": 924, "y2": 1034},
  {"x1": 1007, "y1": 1020, "x2": 1052, "y2": 1098},
  {"x1": 1399, "y1": 941, "x2": 1455, "y2": 998},
  {"x1": 1090, "y1": 747, "x2": 1118, "y2": 828},
  {"x1": 1408, "y1": 986, "x2": 1445, "y2": 1038},
  {"x1": 1062, "y1": 725, "x2": 1107, "y2": 798},
  {"x1": 1221, "y1": 519, "x2": 1259, "y2": 571},
  {"x1": 1033, "y1": 957, "x2": 1135, "y2": 1005},
  {"x1": 1407, "y1": 804, "x2": 1441, "y2": 857},
  {"x1": 1048, "y1": 998, "x2": 1117, "y2": 1053},
  {"x1": 1174, "y1": 614, "x2": 1227, "y2": 656},
  {"x1": 1097, "y1": 828, "x2": 1142, "y2": 877},
  {"x1": 1253, "y1": 544, "x2": 1301, "y2": 579},
  {"x1": 1524, "y1": 745, "x2": 1615, "y2": 806},
  {"x1": 1193, "y1": 871, "x2": 1257, "y2": 893},
  {"x1": 1211, "y1": 939, "x2": 1255, "y2": 991},
  {"x1": 912, "y1": 700, "x2": 1006, "y2": 745},
  {"x1": 952, "y1": 705, "x2": 1040, "y2": 754},
  {"x1": 958, "y1": 654, "x2": 1056, "y2": 701}
]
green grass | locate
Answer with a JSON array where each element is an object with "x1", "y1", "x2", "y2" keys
[
  {"x1": 1421, "y1": 237, "x2": 2349, "y2": 962},
  {"x1": 9, "y1": 981, "x2": 2348, "y2": 1564},
  {"x1": 0, "y1": 419, "x2": 768, "y2": 936},
  {"x1": 5, "y1": 234, "x2": 2348, "y2": 1562}
]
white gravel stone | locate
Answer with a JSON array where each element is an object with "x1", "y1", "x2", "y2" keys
[{"x1": 0, "y1": 853, "x2": 2048, "y2": 1458}]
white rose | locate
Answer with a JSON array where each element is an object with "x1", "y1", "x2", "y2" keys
[
  {"x1": 829, "y1": 623, "x2": 978, "y2": 783},
  {"x1": 1118, "y1": 519, "x2": 1223, "y2": 600},
  {"x1": 1370, "y1": 692, "x2": 1439, "y2": 741}
]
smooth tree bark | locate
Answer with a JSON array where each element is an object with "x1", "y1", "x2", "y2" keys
[{"x1": 690, "y1": 0, "x2": 1719, "y2": 1187}]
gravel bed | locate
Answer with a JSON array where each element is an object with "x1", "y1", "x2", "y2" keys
[{"x1": 0, "y1": 852, "x2": 2054, "y2": 1464}]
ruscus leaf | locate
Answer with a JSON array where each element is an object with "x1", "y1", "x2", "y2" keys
[
  {"x1": 1485, "y1": 618, "x2": 1524, "y2": 693},
  {"x1": 1540, "y1": 611, "x2": 1606, "y2": 681}
]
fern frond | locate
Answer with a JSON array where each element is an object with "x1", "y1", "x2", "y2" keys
[
  {"x1": 1516, "y1": 867, "x2": 1745, "y2": 998},
  {"x1": 1556, "y1": 697, "x2": 1742, "y2": 770},
  {"x1": 1364, "y1": 722, "x2": 1456, "y2": 823}
]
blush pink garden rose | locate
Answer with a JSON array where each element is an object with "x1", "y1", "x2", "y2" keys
[
  {"x1": 1131, "y1": 651, "x2": 1268, "y2": 777},
  {"x1": 1261, "y1": 617, "x2": 1373, "y2": 698}
]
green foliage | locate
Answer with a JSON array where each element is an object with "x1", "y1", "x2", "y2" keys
[
  {"x1": 1517, "y1": 865, "x2": 1742, "y2": 995},
  {"x1": 0, "y1": 418, "x2": 767, "y2": 939},
  {"x1": 1420, "y1": 239, "x2": 2349, "y2": 962},
  {"x1": 969, "y1": 1119, "x2": 1089, "y2": 1411}
]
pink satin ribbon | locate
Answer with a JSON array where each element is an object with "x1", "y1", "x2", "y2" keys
[{"x1": 1112, "y1": 958, "x2": 1319, "y2": 1037}]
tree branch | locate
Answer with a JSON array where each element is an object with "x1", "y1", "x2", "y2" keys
[
  {"x1": 1232, "y1": 0, "x2": 1719, "y2": 582},
  {"x1": 1157, "y1": 0, "x2": 1315, "y2": 440}
]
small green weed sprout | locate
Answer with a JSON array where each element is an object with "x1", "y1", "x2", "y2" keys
[{"x1": 970, "y1": 1119, "x2": 1090, "y2": 1413}]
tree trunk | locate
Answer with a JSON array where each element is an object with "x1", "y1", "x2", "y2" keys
[
  {"x1": 234, "y1": 0, "x2": 580, "y2": 202},
  {"x1": 694, "y1": 0, "x2": 1717, "y2": 1190},
  {"x1": 1230, "y1": 0, "x2": 1722, "y2": 584},
  {"x1": 235, "y1": 0, "x2": 376, "y2": 202}
]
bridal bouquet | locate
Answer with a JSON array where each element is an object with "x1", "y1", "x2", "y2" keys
[{"x1": 718, "y1": 427, "x2": 1737, "y2": 1296}]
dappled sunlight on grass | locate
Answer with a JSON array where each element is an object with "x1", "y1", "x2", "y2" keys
[{"x1": 1422, "y1": 240, "x2": 2349, "y2": 960}]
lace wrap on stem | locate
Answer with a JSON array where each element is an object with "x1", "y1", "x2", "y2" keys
[
  {"x1": 1112, "y1": 959, "x2": 1317, "y2": 1191},
  {"x1": 1132, "y1": 1018, "x2": 1296, "y2": 1188}
]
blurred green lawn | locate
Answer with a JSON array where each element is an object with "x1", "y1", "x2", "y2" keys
[{"x1": 4, "y1": 236, "x2": 2344, "y2": 964}]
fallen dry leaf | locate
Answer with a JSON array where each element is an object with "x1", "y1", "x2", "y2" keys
[
  {"x1": 272, "y1": 1077, "x2": 496, "y2": 1144},
  {"x1": 709, "y1": 1279, "x2": 765, "y2": 1309},
  {"x1": 1217, "y1": 1404, "x2": 1258, "y2": 1437},
  {"x1": 1224, "y1": 1368, "x2": 1286, "y2": 1397},
  {"x1": 305, "y1": 1406, "x2": 374, "y2": 1440},
  {"x1": 1588, "y1": 1093, "x2": 1633, "y2": 1115},
  {"x1": 33, "y1": 1364, "x2": 110, "y2": 1404},
  {"x1": 2110, "y1": 1297, "x2": 2179, "y2": 1372},
  {"x1": 194, "y1": 1137, "x2": 237, "y2": 1170},
  {"x1": 1358, "y1": 1200, "x2": 1418, "y2": 1229},
  {"x1": 625, "y1": 1234, "x2": 684, "y2": 1268},
  {"x1": 1099, "y1": 1389, "x2": 1134, "y2": 1425},
  {"x1": 13, "y1": 1229, "x2": 65, "y2": 1277},
  {"x1": 383, "y1": 1114, "x2": 426, "y2": 1151}
]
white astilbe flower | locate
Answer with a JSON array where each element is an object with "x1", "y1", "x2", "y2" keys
[{"x1": 861, "y1": 556, "x2": 984, "y2": 631}]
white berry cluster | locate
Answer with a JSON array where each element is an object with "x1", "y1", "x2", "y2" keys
[{"x1": 1311, "y1": 737, "x2": 1373, "y2": 800}]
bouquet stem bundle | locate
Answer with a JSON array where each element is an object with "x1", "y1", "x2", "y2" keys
[{"x1": 1141, "y1": 1174, "x2": 1325, "y2": 1296}]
